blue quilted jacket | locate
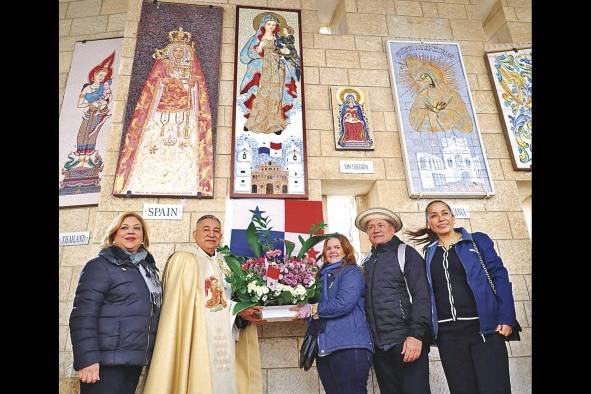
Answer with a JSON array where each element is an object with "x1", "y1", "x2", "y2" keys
[
  {"x1": 425, "y1": 228, "x2": 517, "y2": 341},
  {"x1": 316, "y1": 261, "x2": 374, "y2": 357}
]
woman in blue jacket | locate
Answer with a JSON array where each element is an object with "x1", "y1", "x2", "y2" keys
[
  {"x1": 406, "y1": 200, "x2": 517, "y2": 394},
  {"x1": 293, "y1": 234, "x2": 373, "y2": 394},
  {"x1": 69, "y1": 212, "x2": 162, "y2": 394}
]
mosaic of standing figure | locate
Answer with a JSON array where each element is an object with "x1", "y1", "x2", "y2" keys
[
  {"x1": 113, "y1": 2, "x2": 222, "y2": 197},
  {"x1": 59, "y1": 39, "x2": 122, "y2": 207},
  {"x1": 232, "y1": 6, "x2": 307, "y2": 198}
]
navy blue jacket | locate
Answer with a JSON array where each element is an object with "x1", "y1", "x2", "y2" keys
[
  {"x1": 363, "y1": 237, "x2": 432, "y2": 347},
  {"x1": 69, "y1": 246, "x2": 161, "y2": 370},
  {"x1": 425, "y1": 228, "x2": 517, "y2": 340},
  {"x1": 316, "y1": 262, "x2": 373, "y2": 357}
]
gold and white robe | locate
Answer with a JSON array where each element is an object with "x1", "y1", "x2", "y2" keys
[{"x1": 143, "y1": 247, "x2": 262, "y2": 394}]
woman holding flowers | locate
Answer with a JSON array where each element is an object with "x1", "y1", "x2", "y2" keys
[{"x1": 293, "y1": 234, "x2": 374, "y2": 394}]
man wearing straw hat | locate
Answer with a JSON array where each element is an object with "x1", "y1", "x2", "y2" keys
[{"x1": 355, "y1": 207, "x2": 431, "y2": 394}]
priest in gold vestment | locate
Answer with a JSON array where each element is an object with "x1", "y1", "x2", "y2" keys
[{"x1": 143, "y1": 215, "x2": 264, "y2": 394}]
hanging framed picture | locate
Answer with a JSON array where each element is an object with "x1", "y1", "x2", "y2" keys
[
  {"x1": 485, "y1": 47, "x2": 532, "y2": 171},
  {"x1": 231, "y1": 6, "x2": 307, "y2": 198},
  {"x1": 59, "y1": 38, "x2": 123, "y2": 207},
  {"x1": 112, "y1": 2, "x2": 223, "y2": 198},
  {"x1": 386, "y1": 40, "x2": 495, "y2": 198},
  {"x1": 330, "y1": 86, "x2": 375, "y2": 150}
]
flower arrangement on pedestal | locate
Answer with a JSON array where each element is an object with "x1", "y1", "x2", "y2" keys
[{"x1": 218, "y1": 207, "x2": 336, "y2": 316}]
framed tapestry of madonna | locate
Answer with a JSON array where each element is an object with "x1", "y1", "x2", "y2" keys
[
  {"x1": 113, "y1": 2, "x2": 222, "y2": 198},
  {"x1": 231, "y1": 6, "x2": 307, "y2": 199}
]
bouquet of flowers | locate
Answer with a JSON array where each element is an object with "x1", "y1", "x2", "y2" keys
[{"x1": 217, "y1": 209, "x2": 336, "y2": 315}]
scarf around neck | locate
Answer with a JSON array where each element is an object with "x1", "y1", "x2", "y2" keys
[{"x1": 124, "y1": 247, "x2": 162, "y2": 310}]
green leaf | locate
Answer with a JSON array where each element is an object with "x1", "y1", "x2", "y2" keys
[
  {"x1": 279, "y1": 291, "x2": 294, "y2": 305},
  {"x1": 284, "y1": 240, "x2": 295, "y2": 258},
  {"x1": 232, "y1": 301, "x2": 257, "y2": 315},
  {"x1": 216, "y1": 245, "x2": 245, "y2": 277},
  {"x1": 246, "y1": 222, "x2": 262, "y2": 257}
]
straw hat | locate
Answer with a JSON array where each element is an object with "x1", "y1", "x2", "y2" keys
[{"x1": 355, "y1": 207, "x2": 403, "y2": 233}]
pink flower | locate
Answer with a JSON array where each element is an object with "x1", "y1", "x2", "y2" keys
[{"x1": 265, "y1": 249, "x2": 282, "y2": 258}]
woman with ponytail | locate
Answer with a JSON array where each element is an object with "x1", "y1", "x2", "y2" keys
[{"x1": 406, "y1": 200, "x2": 517, "y2": 394}]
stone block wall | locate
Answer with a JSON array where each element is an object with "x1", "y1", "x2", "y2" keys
[
  {"x1": 59, "y1": 0, "x2": 531, "y2": 393},
  {"x1": 483, "y1": 0, "x2": 531, "y2": 44}
]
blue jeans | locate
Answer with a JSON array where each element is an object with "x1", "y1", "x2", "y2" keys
[{"x1": 316, "y1": 348, "x2": 373, "y2": 394}]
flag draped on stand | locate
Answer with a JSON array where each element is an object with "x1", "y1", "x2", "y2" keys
[{"x1": 224, "y1": 198, "x2": 324, "y2": 259}]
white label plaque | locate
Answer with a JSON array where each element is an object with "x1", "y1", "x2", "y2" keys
[
  {"x1": 143, "y1": 204, "x2": 183, "y2": 220},
  {"x1": 451, "y1": 206, "x2": 471, "y2": 219},
  {"x1": 59, "y1": 231, "x2": 90, "y2": 246},
  {"x1": 339, "y1": 160, "x2": 374, "y2": 174}
]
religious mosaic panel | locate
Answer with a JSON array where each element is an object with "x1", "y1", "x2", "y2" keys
[
  {"x1": 113, "y1": 2, "x2": 222, "y2": 197},
  {"x1": 59, "y1": 38, "x2": 122, "y2": 207},
  {"x1": 387, "y1": 40, "x2": 495, "y2": 198},
  {"x1": 330, "y1": 86, "x2": 375, "y2": 150},
  {"x1": 231, "y1": 6, "x2": 307, "y2": 198}
]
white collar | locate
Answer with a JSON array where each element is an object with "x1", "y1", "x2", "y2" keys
[{"x1": 196, "y1": 245, "x2": 217, "y2": 259}]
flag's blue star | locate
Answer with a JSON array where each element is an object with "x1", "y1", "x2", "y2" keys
[{"x1": 249, "y1": 206, "x2": 265, "y2": 219}]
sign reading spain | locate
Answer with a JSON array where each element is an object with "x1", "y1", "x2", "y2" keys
[{"x1": 142, "y1": 204, "x2": 184, "y2": 220}]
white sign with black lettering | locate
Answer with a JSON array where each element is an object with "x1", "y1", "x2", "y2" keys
[
  {"x1": 59, "y1": 231, "x2": 90, "y2": 246},
  {"x1": 339, "y1": 160, "x2": 374, "y2": 174},
  {"x1": 451, "y1": 206, "x2": 470, "y2": 219},
  {"x1": 143, "y1": 204, "x2": 183, "y2": 220}
]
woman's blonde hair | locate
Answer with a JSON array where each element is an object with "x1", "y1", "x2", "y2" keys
[{"x1": 100, "y1": 212, "x2": 150, "y2": 249}]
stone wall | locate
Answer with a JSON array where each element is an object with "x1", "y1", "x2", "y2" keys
[{"x1": 59, "y1": 0, "x2": 532, "y2": 393}]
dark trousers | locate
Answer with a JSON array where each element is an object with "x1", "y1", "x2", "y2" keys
[
  {"x1": 80, "y1": 365, "x2": 143, "y2": 394},
  {"x1": 316, "y1": 348, "x2": 373, "y2": 394},
  {"x1": 437, "y1": 330, "x2": 511, "y2": 394},
  {"x1": 372, "y1": 343, "x2": 431, "y2": 394}
]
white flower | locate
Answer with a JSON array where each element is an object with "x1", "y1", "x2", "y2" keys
[{"x1": 294, "y1": 285, "x2": 306, "y2": 296}]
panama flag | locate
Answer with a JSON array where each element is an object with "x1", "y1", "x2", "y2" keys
[
  {"x1": 256, "y1": 141, "x2": 269, "y2": 155},
  {"x1": 270, "y1": 142, "x2": 282, "y2": 158},
  {"x1": 223, "y1": 198, "x2": 325, "y2": 260}
]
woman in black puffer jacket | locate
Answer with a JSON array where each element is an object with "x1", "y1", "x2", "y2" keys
[{"x1": 69, "y1": 212, "x2": 162, "y2": 394}]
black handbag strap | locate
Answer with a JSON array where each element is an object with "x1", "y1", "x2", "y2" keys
[
  {"x1": 473, "y1": 235, "x2": 522, "y2": 339},
  {"x1": 471, "y1": 235, "x2": 496, "y2": 295}
]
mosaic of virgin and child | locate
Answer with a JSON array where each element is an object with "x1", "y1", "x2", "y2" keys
[{"x1": 237, "y1": 12, "x2": 301, "y2": 135}]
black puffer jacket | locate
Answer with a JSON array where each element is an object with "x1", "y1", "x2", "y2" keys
[
  {"x1": 69, "y1": 246, "x2": 161, "y2": 370},
  {"x1": 363, "y1": 237, "x2": 431, "y2": 347}
]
